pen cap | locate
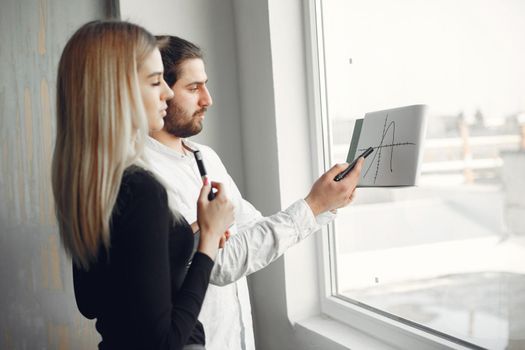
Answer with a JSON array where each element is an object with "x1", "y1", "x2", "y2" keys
[{"x1": 194, "y1": 150, "x2": 207, "y2": 176}]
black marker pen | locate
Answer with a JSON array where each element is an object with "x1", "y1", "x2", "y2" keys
[
  {"x1": 193, "y1": 150, "x2": 216, "y2": 200},
  {"x1": 334, "y1": 147, "x2": 374, "y2": 181}
]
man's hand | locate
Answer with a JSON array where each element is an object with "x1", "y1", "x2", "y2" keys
[{"x1": 305, "y1": 158, "x2": 363, "y2": 216}]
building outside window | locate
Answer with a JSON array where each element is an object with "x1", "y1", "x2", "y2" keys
[{"x1": 315, "y1": 1, "x2": 525, "y2": 348}]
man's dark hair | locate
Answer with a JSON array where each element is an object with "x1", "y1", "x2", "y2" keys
[{"x1": 156, "y1": 35, "x2": 203, "y2": 87}]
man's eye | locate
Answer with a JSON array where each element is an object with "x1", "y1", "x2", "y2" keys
[{"x1": 152, "y1": 82, "x2": 161, "y2": 86}]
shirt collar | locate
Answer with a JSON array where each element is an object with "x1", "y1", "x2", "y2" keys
[{"x1": 145, "y1": 136, "x2": 200, "y2": 160}]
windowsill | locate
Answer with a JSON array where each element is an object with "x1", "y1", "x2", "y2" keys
[
  {"x1": 295, "y1": 314, "x2": 397, "y2": 350},
  {"x1": 318, "y1": 296, "x2": 484, "y2": 350}
]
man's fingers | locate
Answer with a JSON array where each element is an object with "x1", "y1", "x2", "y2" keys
[{"x1": 326, "y1": 163, "x2": 349, "y2": 177}]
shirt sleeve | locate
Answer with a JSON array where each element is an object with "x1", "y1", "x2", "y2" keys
[
  {"x1": 111, "y1": 173, "x2": 214, "y2": 349},
  {"x1": 209, "y1": 172, "x2": 336, "y2": 286}
]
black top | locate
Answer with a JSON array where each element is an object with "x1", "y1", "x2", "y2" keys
[{"x1": 73, "y1": 166, "x2": 213, "y2": 349}]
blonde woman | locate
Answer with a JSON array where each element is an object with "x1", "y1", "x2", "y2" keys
[{"x1": 52, "y1": 20, "x2": 233, "y2": 350}]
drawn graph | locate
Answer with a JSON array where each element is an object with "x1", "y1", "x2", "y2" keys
[
  {"x1": 359, "y1": 114, "x2": 417, "y2": 184},
  {"x1": 353, "y1": 105, "x2": 426, "y2": 187}
]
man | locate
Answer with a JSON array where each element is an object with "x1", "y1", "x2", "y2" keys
[{"x1": 145, "y1": 36, "x2": 362, "y2": 350}]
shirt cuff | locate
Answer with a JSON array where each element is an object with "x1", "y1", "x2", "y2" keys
[
  {"x1": 290, "y1": 199, "x2": 337, "y2": 227},
  {"x1": 315, "y1": 209, "x2": 337, "y2": 225},
  {"x1": 284, "y1": 199, "x2": 320, "y2": 240}
]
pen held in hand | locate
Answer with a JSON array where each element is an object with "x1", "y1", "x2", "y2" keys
[
  {"x1": 194, "y1": 150, "x2": 216, "y2": 200},
  {"x1": 333, "y1": 147, "x2": 374, "y2": 182}
]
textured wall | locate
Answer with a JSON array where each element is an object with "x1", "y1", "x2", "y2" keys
[{"x1": 0, "y1": 0, "x2": 107, "y2": 348}]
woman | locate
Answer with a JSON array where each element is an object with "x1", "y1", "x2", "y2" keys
[{"x1": 51, "y1": 20, "x2": 233, "y2": 349}]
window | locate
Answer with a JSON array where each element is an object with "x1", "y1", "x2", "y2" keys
[{"x1": 314, "y1": 1, "x2": 525, "y2": 349}]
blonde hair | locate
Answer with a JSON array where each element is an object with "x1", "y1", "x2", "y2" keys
[{"x1": 52, "y1": 20, "x2": 156, "y2": 270}]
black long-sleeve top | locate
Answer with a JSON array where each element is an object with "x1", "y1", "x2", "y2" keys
[{"x1": 73, "y1": 166, "x2": 213, "y2": 349}]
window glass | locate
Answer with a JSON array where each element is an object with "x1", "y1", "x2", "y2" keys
[{"x1": 321, "y1": 1, "x2": 525, "y2": 348}]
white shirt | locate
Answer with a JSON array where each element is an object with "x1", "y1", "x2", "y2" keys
[{"x1": 144, "y1": 137, "x2": 335, "y2": 350}]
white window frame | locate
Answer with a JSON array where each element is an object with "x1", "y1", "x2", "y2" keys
[{"x1": 304, "y1": 1, "x2": 484, "y2": 349}]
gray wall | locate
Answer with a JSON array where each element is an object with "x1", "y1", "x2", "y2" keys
[{"x1": 0, "y1": 1, "x2": 108, "y2": 348}]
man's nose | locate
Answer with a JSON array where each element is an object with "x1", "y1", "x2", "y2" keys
[{"x1": 200, "y1": 86, "x2": 213, "y2": 107}]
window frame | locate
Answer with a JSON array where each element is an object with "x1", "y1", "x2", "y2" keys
[{"x1": 304, "y1": 1, "x2": 486, "y2": 349}]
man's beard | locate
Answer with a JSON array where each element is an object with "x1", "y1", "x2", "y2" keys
[{"x1": 163, "y1": 102, "x2": 206, "y2": 138}]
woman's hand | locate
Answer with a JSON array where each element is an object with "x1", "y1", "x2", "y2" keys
[
  {"x1": 305, "y1": 158, "x2": 364, "y2": 216},
  {"x1": 191, "y1": 222, "x2": 230, "y2": 249},
  {"x1": 196, "y1": 180, "x2": 234, "y2": 260}
]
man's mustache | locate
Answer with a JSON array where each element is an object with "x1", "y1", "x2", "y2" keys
[{"x1": 194, "y1": 108, "x2": 207, "y2": 117}]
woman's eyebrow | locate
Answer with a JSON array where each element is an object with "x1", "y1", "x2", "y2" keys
[{"x1": 147, "y1": 71, "x2": 162, "y2": 78}]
